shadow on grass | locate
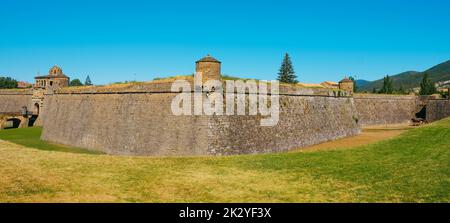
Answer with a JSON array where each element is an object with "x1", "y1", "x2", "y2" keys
[{"x1": 0, "y1": 127, "x2": 103, "y2": 154}]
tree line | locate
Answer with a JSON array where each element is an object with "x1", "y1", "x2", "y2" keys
[
  {"x1": 0, "y1": 77, "x2": 18, "y2": 88},
  {"x1": 276, "y1": 53, "x2": 441, "y2": 96},
  {"x1": 69, "y1": 75, "x2": 93, "y2": 86},
  {"x1": 372, "y1": 73, "x2": 437, "y2": 95},
  {"x1": 0, "y1": 75, "x2": 93, "y2": 88}
]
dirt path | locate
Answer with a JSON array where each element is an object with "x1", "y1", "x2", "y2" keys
[{"x1": 292, "y1": 124, "x2": 415, "y2": 153}]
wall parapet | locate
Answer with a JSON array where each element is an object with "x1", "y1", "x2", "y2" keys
[
  {"x1": 353, "y1": 93, "x2": 416, "y2": 100},
  {"x1": 0, "y1": 89, "x2": 33, "y2": 95},
  {"x1": 54, "y1": 80, "x2": 350, "y2": 97}
]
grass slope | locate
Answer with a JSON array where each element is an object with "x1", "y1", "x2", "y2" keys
[
  {"x1": 0, "y1": 119, "x2": 449, "y2": 202},
  {"x1": 0, "y1": 127, "x2": 101, "y2": 154}
]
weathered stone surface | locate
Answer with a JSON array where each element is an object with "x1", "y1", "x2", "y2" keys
[
  {"x1": 3, "y1": 85, "x2": 450, "y2": 156},
  {"x1": 0, "y1": 115, "x2": 29, "y2": 129},
  {"x1": 41, "y1": 93, "x2": 209, "y2": 156},
  {"x1": 353, "y1": 94, "x2": 418, "y2": 126},
  {"x1": 207, "y1": 95, "x2": 360, "y2": 155},
  {"x1": 196, "y1": 55, "x2": 221, "y2": 83},
  {"x1": 0, "y1": 90, "x2": 32, "y2": 113},
  {"x1": 426, "y1": 99, "x2": 450, "y2": 122},
  {"x1": 41, "y1": 91, "x2": 360, "y2": 156}
]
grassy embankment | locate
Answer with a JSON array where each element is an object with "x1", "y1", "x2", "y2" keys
[
  {"x1": 0, "y1": 127, "x2": 101, "y2": 154},
  {"x1": 0, "y1": 119, "x2": 448, "y2": 202}
]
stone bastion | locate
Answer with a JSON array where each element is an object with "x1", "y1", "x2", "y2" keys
[
  {"x1": 1, "y1": 78, "x2": 450, "y2": 156},
  {"x1": 37, "y1": 80, "x2": 360, "y2": 156}
]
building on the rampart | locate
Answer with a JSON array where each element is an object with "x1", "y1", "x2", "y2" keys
[
  {"x1": 32, "y1": 65, "x2": 70, "y2": 124},
  {"x1": 339, "y1": 77, "x2": 354, "y2": 94},
  {"x1": 17, "y1": 81, "x2": 32, "y2": 88},
  {"x1": 35, "y1": 65, "x2": 69, "y2": 89},
  {"x1": 195, "y1": 55, "x2": 221, "y2": 91}
]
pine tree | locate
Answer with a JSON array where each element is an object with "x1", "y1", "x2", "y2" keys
[
  {"x1": 277, "y1": 53, "x2": 298, "y2": 84},
  {"x1": 398, "y1": 84, "x2": 405, "y2": 94},
  {"x1": 349, "y1": 76, "x2": 357, "y2": 92},
  {"x1": 85, "y1": 75, "x2": 93, "y2": 86},
  {"x1": 380, "y1": 75, "x2": 393, "y2": 94},
  {"x1": 419, "y1": 72, "x2": 436, "y2": 95}
]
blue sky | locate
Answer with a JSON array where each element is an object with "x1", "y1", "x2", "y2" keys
[{"x1": 0, "y1": 0, "x2": 449, "y2": 84}]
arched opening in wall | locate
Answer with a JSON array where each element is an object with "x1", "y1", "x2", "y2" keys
[
  {"x1": 5, "y1": 118, "x2": 21, "y2": 129},
  {"x1": 34, "y1": 103, "x2": 40, "y2": 115},
  {"x1": 415, "y1": 106, "x2": 427, "y2": 119},
  {"x1": 28, "y1": 115, "x2": 38, "y2": 127}
]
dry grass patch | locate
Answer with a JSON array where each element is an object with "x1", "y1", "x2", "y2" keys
[
  {"x1": 0, "y1": 119, "x2": 449, "y2": 202},
  {"x1": 293, "y1": 124, "x2": 414, "y2": 152}
]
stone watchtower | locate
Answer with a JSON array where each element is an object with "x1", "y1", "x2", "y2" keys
[
  {"x1": 32, "y1": 65, "x2": 70, "y2": 126},
  {"x1": 195, "y1": 54, "x2": 221, "y2": 84},
  {"x1": 34, "y1": 65, "x2": 70, "y2": 89},
  {"x1": 339, "y1": 76, "x2": 354, "y2": 95}
]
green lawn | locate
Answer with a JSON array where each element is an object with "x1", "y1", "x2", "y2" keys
[
  {"x1": 0, "y1": 127, "x2": 102, "y2": 154},
  {"x1": 0, "y1": 119, "x2": 449, "y2": 202}
]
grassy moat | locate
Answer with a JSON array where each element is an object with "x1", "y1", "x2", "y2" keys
[
  {"x1": 0, "y1": 127, "x2": 102, "y2": 154},
  {"x1": 0, "y1": 119, "x2": 449, "y2": 202}
]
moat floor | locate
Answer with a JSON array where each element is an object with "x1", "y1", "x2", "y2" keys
[
  {"x1": 293, "y1": 124, "x2": 414, "y2": 152},
  {"x1": 0, "y1": 120, "x2": 449, "y2": 202}
]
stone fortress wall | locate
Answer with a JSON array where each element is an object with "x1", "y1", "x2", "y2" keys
[
  {"x1": 1, "y1": 57, "x2": 450, "y2": 156},
  {"x1": 38, "y1": 84, "x2": 450, "y2": 156},
  {"x1": 0, "y1": 90, "x2": 33, "y2": 113},
  {"x1": 0, "y1": 90, "x2": 34, "y2": 129},
  {"x1": 207, "y1": 95, "x2": 360, "y2": 155},
  {"x1": 426, "y1": 99, "x2": 450, "y2": 122},
  {"x1": 353, "y1": 94, "x2": 450, "y2": 126},
  {"x1": 39, "y1": 82, "x2": 360, "y2": 156},
  {"x1": 2, "y1": 81, "x2": 450, "y2": 156},
  {"x1": 40, "y1": 92, "x2": 209, "y2": 156},
  {"x1": 353, "y1": 94, "x2": 419, "y2": 126}
]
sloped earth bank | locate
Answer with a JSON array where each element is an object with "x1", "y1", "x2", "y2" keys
[
  {"x1": 293, "y1": 124, "x2": 414, "y2": 152},
  {"x1": 0, "y1": 120, "x2": 448, "y2": 202}
]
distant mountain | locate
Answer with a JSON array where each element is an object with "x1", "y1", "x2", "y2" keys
[
  {"x1": 355, "y1": 79, "x2": 371, "y2": 88},
  {"x1": 358, "y1": 60, "x2": 450, "y2": 91}
]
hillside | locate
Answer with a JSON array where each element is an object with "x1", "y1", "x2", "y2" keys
[
  {"x1": 355, "y1": 79, "x2": 372, "y2": 88},
  {"x1": 358, "y1": 60, "x2": 450, "y2": 91}
]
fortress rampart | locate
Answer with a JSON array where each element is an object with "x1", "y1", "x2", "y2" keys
[
  {"x1": 41, "y1": 92, "x2": 210, "y2": 156},
  {"x1": 1, "y1": 58, "x2": 449, "y2": 156},
  {"x1": 353, "y1": 94, "x2": 419, "y2": 126},
  {"x1": 39, "y1": 82, "x2": 359, "y2": 156},
  {"x1": 207, "y1": 95, "x2": 360, "y2": 155},
  {"x1": 0, "y1": 90, "x2": 33, "y2": 113},
  {"x1": 2, "y1": 83, "x2": 450, "y2": 156},
  {"x1": 426, "y1": 99, "x2": 450, "y2": 122}
]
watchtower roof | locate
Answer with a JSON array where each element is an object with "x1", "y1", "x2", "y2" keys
[
  {"x1": 35, "y1": 65, "x2": 69, "y2": 79},
  {"x1": 339, "y1": 76, "x2": 353, "y2": 83},
  {"x1": 196, "y1": 54, "x2": 221, "y2": 63}
]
